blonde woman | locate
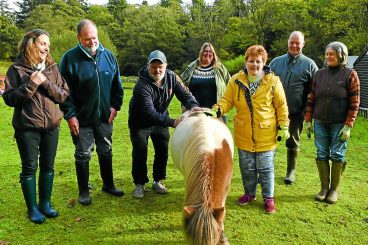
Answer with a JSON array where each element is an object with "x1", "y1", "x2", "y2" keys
[{"x1": 181, "y1": 43, "x2": 230, "y2": 121}]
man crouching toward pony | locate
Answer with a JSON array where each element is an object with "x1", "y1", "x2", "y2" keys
[
  {"x1": 213, "y1": 45, "x2": 289, "y2": 214},
  {"x1": 171, "y1": 108, "x2": 234, "y2": 245}
]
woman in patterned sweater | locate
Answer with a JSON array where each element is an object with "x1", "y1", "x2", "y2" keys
[{"x1": 181, "y1": 43, "x2": 230, "y2": 121}]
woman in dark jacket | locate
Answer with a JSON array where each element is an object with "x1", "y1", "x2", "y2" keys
[
  {"x1": 305, "y1": 41, "x2": 360, "y2": 204},
  {"x1": 3, "y1": 29, "x2": 69, "y2": 223}
]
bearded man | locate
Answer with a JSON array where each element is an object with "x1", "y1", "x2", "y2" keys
[{"x1": 128, "y1": 50, "x2": 199, "y2": 198}]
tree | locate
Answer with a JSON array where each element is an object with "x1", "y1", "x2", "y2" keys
[
  {"x1": 15, "y1": 0, "x2": 53, "y2": 25},
  {"x1": 107, "y1": 0, "x2": 128, "y2": 23},
  {"x1": 118, "y1": 5, "x2": 186, "y2": 75},
  {"x1": 0, "y1": 0, "x2": 11, "y2": 16},
  {"x1": 22, "y1": 0, "x2": 85, "y2": 33},
  {"x1": 0, "y1": 15, "x2": 22, "y2": 60}
]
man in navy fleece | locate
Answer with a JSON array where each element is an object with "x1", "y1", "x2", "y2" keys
[
  {"x1": 60, "y1": 19, "x2": 124, "y2": 206},
  {"x1": 128, "y1": 50, "x2": 199, "y2": 198}
]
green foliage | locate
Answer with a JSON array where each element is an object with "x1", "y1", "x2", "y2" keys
[
  {"x1": 0, "y1": 61, "x2": 12, "y2": 74},
  {"x1": 22, "y1": 0, "x2": 85, "y2": 34},
  {"x1": 118, "y1": 5, "x2": 186, "y2": 75},
  {"x1": 222, "y1": 55, "x2": 244, "y2": 75},
  {"x1": 0, "y1": 82, "x2": 367, "y2": 244},
  {"x1": 0, "y1": 15, "x2": 22, "y2": 61},
  {"x1": 0, "y1": 0, "x2": 368, "y2": 74}
]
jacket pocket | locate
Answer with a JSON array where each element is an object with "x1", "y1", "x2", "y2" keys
[
  {"x1": 259, "y1": 121, "x2": 271, "y2": 128},
  {"x1": 234, "y1": 117, "x2": 244, "y2": 127}
]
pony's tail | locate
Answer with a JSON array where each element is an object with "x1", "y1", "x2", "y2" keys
[{"x1": 184, "y1": 205, "x2": 219, "y2": 245}]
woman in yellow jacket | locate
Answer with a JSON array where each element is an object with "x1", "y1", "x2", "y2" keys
[{"x1": 214, "y1": 45, "x2": 289, "y2": 214}]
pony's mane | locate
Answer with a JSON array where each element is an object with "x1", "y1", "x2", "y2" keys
[
  {"x1": 181, "y1": 114, "x2": 214, "y2": 208},
  {"x1": 171, "y1": 110, "x2": 234, "y2": 245}
]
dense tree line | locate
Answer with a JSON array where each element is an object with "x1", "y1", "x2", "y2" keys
[{"x1": 0, "y1": 0, "x2": 367, "y2": 75}]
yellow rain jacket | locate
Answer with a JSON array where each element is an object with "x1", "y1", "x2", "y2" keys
[{"x1": 216, "y1": 68, "x2": 289, "y2": 152}]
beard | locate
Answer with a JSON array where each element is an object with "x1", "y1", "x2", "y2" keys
[
  {"x1": 149, "y1": 72, "x2": 165, "y2": 82},
  {"x1": 84, "y1": 45, "x2": 98, "y2": 55}
]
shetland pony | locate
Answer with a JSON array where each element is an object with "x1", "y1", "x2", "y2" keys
[{"x1": 171, "y1": 109, "x2": 234, "y2": 245}]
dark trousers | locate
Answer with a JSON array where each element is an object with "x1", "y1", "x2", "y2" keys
[
  {"x1": 129, "y1": 126, "x2": 170, "y2": 185},
  {"x1": 71, "y1": 123, "x2": 113, "y2": 162},
  {"x1": 286, "y1": 112, "x2": 304, "y2": 150},
  {"x1": 15, "y1": 128, "x2": 59, "y2": 177}
]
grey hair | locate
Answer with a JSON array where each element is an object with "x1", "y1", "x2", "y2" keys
[
  {"x1": 77, "y1": 19, "x2": 97, "y2": 35},
  {"x1": 288, "y1": 31, "x2": 305, "y2": 44},
  {"x1": 325, "y1": 41, "x2": 349, "y2": 67}
]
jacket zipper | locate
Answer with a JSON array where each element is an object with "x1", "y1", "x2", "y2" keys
[
  {"x1": 94, "y1": 59, "x2": 101, "y2": 120},
  {"x1": 323, "y1": 71, "x2": 333, "y2": 121}
]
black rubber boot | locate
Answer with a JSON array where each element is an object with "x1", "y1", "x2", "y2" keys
[
  {"x1": 99, "y1": 155, "x2": 124, "y2": 197},
  {"x1": 326, "y1": 160, "x2": 344, "y2": 204},
  {"x1": 284, "y1": 149, "x2": 299, "y2": 185},
  {"x1": 75, "y1": 161, "x2": 92, "y2": 206},
  {"x1": 315, "y1": 159, "x2": 330, "y2": 201},
  {"x1": 20, "y1": 175, "x2": 45, "y2": 224}
]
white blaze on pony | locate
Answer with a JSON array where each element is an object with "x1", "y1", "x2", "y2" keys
[{"x1": 171, "y1": 109, "x2": 234, "y2": 245}]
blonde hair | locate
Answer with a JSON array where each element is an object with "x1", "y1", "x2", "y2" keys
[
  {"x1": 244, "y1": 45, "x2": 268, "y2": 63},
  {"x1": 198, "y1": 42, "x2": 219, "y2": 67},
  {"x1": 18, "y1": 29, "x2": 53, "y2": 66}
]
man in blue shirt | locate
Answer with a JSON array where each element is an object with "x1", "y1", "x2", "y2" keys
[{"x1": 269, "y1": 31, "x2": 318, "y2": 185}]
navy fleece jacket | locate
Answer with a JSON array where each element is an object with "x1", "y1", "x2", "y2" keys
[{"x1": 128, "y1": 66, "x2": 199, "y2": 129}]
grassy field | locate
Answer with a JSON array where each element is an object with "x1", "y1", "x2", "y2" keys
[
  {"x1": 0, "y1": 81, "x2": 367, "y2": 244},
  {"x1": 0, "y1": 62, "x2": 11, "y2": 75}
]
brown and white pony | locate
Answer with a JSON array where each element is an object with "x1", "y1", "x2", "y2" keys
[{"x1": 171, "y1": 109, "x2": 234, "y2": 245}]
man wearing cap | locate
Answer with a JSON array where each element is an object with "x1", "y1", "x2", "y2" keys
[{"x1": 128, "y1": 50, "x2": 199, "y2": 198}]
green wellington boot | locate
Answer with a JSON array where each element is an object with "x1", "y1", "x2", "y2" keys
[
  {"x1": 315, "y1": 159, "x2": 330, "y2": 201},
  {"x1": 20, "y1": 175, "x2": 45, "y2": 224},
  {"x1": 38, "y1": 171, "x2": 59, "y2": 218},
  {"x1": 326, "y1": 160, "x2": 345, "y2": 204}
]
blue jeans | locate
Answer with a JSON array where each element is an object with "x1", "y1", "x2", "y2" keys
[
  {"x1": 238, "y1": 149, "x2": 276, "y2": 198},
  {"x1": 314, "y1": 120, "x2": 348, "y2": 162}
]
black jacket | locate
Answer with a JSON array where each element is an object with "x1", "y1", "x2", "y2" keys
[{"x1": 128, "y1": 66, "x2": 199, "y2": 129}]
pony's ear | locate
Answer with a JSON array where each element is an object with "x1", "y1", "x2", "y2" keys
[
  {"x1": 213, "y1": 207, "x2": 225, "y2": 223},
  {"x1": 183, "y1": 206, "x2": 197, "y2": 217}
]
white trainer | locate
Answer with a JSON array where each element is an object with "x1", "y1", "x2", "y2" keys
[
  {"x1": 133, "y1": 184, "x2": 145, "y2": 198},
  {"x1": 152, "y1": 181, "x2": 168, "y2": 194}
]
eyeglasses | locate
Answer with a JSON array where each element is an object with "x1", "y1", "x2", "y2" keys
[{"x1": 203, "y1": 50, "x2": 213, "y2": 54}]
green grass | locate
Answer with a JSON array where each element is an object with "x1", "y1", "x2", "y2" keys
[
  {"x1": 0, "y1": 61, "x2": 11, "y2": 75},
  {"x1": 0, "y1": 81, "x2": 368, "y2": 244}
]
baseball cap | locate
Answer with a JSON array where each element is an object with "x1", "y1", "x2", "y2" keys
[{"x1": 147, "y1": 50, "x2": 167, "y2": 64}]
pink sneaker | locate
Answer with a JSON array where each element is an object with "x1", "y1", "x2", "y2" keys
[
  {"x1": 264, "y1": 198, "x2": 276, "y2": 214},
  {"x1": 237, "y1": 194, "x2": 256, "y2": 205}
]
